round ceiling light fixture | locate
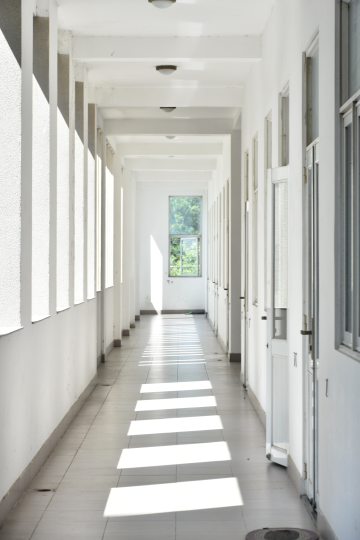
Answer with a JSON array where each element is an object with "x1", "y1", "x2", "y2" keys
[
  {"x1": 148, "y1": 0, "x2": 176, "y2": 9},
  {"x1": 166, "y1": 135, "x2": 176, "y2": 139},
  {"x1": 156, "y1": 65, "x2": 177, "y2": 76},
  {"x1": 160, "y1": 107, "x2": 176, "y2": 113}
]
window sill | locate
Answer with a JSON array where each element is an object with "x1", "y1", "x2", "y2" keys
[
  {"x1": 87, "y1": 296, "x2": 96, "y2": 301},
  {"x1": 57, "y1": 306, "x2": 71, "y2": 314},
  {"x1": 0, "y1": 326, "x2": 23, "y2": 337},
  {"x1": 32, "y1": 315, "x2": 51, "y2": 324},
  {"x1": 337, "y1": 344, "x2": 360, "y2": 364},
  {"x1": 74, "y1": 301, "x2": 85, "y2": 306}
]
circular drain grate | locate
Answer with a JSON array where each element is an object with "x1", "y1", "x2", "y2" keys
[{"x1": 246, "y1": 529, "x2": 319, "y2": 540}]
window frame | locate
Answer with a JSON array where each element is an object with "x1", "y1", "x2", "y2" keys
[
  {"x1": 279, "y1": 84, "x2": 290, "y2": 167},
  {"x1": 253, "y1": 135, "x2": 259, "y2": 307},
  {"x1": 168, "y1": 196, "x2": 202, "y2": 278},
  {"x1": 337, "y1": 0, "x2": 360, "y2": 358}
]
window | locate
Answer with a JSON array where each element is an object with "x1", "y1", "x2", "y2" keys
[
  {"x1": 169, "y1": 197, "x2": 201, "y2": 277},
  {"x1": 280, "y1": 87, "x2": 290, "y2": 166},
  {"x1": 87, "y1": 104, "x2": 96, "y2": 299},
  {"x1": 253, "y1": 136, "x2": 259, "y2": 305},
  {"x1": 306, "y1": 42, "x2": 319, "y2": 146},
  {"x1": 96, "y1": 127, "x2": 102, "y2": 292},
  {"x1": 339, "y1": 0, "x2": 360, "y2": 350},
  {"x1": 32, "y1": 16, "x2": 50, "y2": 321},
  {"x1": 105, "y1": 141, "x2": 114, "y2": 288},
  {"x1": 0, "y1": 0, "x2": 21, "y2": 330},
  {"x1": 74, "y1": 81, "x2": 84, "y2": 305},
  {"x1": 57, "y1": 53, "x2": 70, "y2": 311},
  {"x1": 264, "y1": 113, "x2": 272, "y2": 309}
]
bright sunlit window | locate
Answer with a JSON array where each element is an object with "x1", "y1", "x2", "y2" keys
[{"x1": 169, "y1": 196, "x2": 202, "y2": 277}]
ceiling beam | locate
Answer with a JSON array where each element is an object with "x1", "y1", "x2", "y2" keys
[
  {"x1": 118, "y1": 143, "x2": 223, "y2": 157},
  {"x1": 105, "y1": 118, "x2": 233, "y2": 136},
  {"x1": 73, "y1": 36, "x2": 262, "y2": 62},
  {"x1": 124, "y1": 158, "x2": 217, "y2": 172},
  {"x1": 90, "y1": 86, "x2": 242, "y2": 107},
  {"x1": 135, "y1": 171, "x2": 212, "y2": 182}
]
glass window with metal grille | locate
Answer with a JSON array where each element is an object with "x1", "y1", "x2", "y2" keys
[{"x1": 169, "y1": 197, "x2": 202, "y2": 277}]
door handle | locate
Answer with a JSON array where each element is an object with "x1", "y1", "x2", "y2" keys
[
  {"x1": 261, "y1": 316, "x2": 267, "y2": 320},
  {"x1": 300, "y1": 330, "x2": 312, "y2": 335}
]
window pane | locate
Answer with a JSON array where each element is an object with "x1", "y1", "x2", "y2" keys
[
  {"x1": 306, "y1": 45, "x2": 319, "y2": 145},
  {"x1": 254, "y1": 138, "x2": 258, "y2": 190},
  {"x1": 345, "y1": 124, "x2": 352, "y2": 334},
  {"x1": 282, "y1": 95, "x2": 289, "y2": 166},
  {"x1": 181, "y1": 238, "x2": 199, "y2": 276},
  {"x1": 267, "y1": 118, "x2": 272, "y2": 169},
  {"x1": 170, "y1": 237, "x2": 181, "y2": 276},
  {"x1": 170, "y1": 197, "x2": 201, "y2": 235},
  {"x1": 349, "y1": 0, "x2": 360, "y2": 97},
  {"x1": 273, "y1": 182, "x2": 288, "y2": 339}
]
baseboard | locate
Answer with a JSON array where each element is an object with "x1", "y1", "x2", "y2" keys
[
  {"x1": 114, "y1": 339, "x2": 121, "y2": 347},
  {"x1": 317, "y1": 508, "x2": 339, "y2": 540},
  {"x1": 244, "y1": 380, "x2": 266, "y2": 428},
  {"x1": 140, "y1": 309, "x2": 205, "y2": 315},
  {"x1": 161, "y1": 309, "x2": 205, "y2": 315},
  {"x1": 288, "y1": 454, "x2": 305, "y2": 496},
  {"x1": 135, "y1": 315, "x2": 140, "y2": 321},
  {"x1": 207, "y1": 316, "x2": 216, "y2": 334},
  {"x1": 122, "y1": 329, "x2": 130, "y2": 336},
  {"x1": 0, "y1": 375, "x2": 97, "y2": 526},
  {"x1": 229, "y1": 353, "x2": 241, "y2": 363},
  {"x1": 106, "y1": 341, "x2": 114, "y2": 356},
  {"x1": 217, "y1": 332, "x2": 228, "y2": 354}
]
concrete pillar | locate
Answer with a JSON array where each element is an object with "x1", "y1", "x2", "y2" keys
[
  {"x1": 32, "y1": 11, "x2": 50, "y2": 322},
  {"x1": 229, "y1": 130, "x2": 242, "y2": 362},
  {"x1": 49, "y1": 1, "x2": 57, "y2": 319},
  {"x1": 113, "y1": 154, "x2": 122, "y2": 346},
  {"x1": 121, "y1": 167, "x2": 131, "y2": 336},
  {"x1": 100, "y1": 129, "x2": 107, "y2": 357},
  {"x1": 0, "y1": 0, "x2": 22, "y2": 329}
]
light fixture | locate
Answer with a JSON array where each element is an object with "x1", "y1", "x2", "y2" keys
[
  {"x1": 148, "y1": 0, "x2": 176, "y2": 8},
  {"x1": 166, "y1": 136, "x2": 176, "y2": 139},
  {"x1": 156, "y1": 65, "x2": 177, "y2": 76},
  {"x1": 160, "y1": 107, "x2": 176, "y2": 113}
]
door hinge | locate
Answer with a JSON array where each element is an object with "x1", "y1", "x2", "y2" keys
[
  {"x1": 303, "y1": 167, "x2": 307, "y2": 184},
  {"x1": 303, "y1": 462, "x2": 307, "y2": 480}
]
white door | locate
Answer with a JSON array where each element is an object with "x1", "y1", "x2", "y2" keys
[
  {"x1": 242, "y1": 154, "x2": 250, "y2": 388},
  {"x1": 266, "y1": 166, "x2": 289, "y2": 467},
  {"x1": 304, "y1": 141, "x2": 319, "y2": 508}
]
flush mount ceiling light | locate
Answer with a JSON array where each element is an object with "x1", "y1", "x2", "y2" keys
[
  {"x1": 160, "y1": 107, "x2": 176, "y2": 113},
  {"x1": 156, "y1": 65, "x2": 177, "y2": 76},
  {"x1": 148, "y1": 0, "x2": 176, "y2": 8}
]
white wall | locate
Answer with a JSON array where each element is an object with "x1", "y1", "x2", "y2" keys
[
  {"x1": 241, "y1": 1, "x2": 360, "y2": 538},
  {"x1": 137, "y1": 181, "x2": 207, "y2": 313}
]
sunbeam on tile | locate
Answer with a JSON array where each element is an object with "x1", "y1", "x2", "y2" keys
[
  {"x1": 140, "y1": 381, "x2": 212, "y2": 393},
  {"x1": 128, "y1": 415, "x2": 223, "y2": 436},
  {"x1": 135, "y1": 396, "x2": 216, "y2": 411},
  {"x1": 118, "y1": 442, "x2": 231, "y2": 469},
  {"x1": 104, "y1": 478, "x2": 243, "y2": 517}
]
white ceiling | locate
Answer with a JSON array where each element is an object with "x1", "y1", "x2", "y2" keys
[
  {"x1": 57, "y1": 0, "x2": 273, "y2": 178},
  {"x1": 58, "y1": 0, "x2": 274, "y2": 37}
]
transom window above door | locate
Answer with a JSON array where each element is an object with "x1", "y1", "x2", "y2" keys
[{"x1": 169, "y1": 197, "x2": 202, "y2": 277}]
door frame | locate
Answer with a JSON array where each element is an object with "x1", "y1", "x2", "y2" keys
[{"x1": 266, "y1": 165, "x2": 289, "y2": 467}]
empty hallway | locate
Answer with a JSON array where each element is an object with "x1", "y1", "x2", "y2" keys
[{"x1": 0, "y1": 316, "x2": 316, "y2": 539}]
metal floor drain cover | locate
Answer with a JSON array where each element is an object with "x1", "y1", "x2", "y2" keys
[{"x1": 246, "y1": 529, "x2": 319, "y2": 540}]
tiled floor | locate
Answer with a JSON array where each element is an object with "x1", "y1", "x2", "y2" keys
[{"x1": 0, "y1": 315, "x2": 317, "y2": 540}]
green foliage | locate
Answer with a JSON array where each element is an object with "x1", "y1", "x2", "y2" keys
[
  {"x1": 170, "y1": 197, "x2": 201, "y2": 235},
  {"x1": 170, "y1": 237, "x2": 201, "y2": 276}
]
